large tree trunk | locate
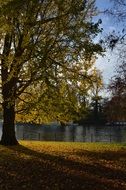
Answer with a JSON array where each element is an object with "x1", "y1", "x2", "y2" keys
[
  {"x1": 1, "y1": 68, "x2": 19, "y2": 145},
  {"x1": 0, "y1": 101, "x2": 18, "y2": 146},
  {"x1": 0, "y1": 79, "x2": 19, "y2": 145},
  {"x1": 0, "y1": 33, "x2": 19, "y2": 145}
]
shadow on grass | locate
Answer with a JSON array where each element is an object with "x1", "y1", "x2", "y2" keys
[{"x1": 0, "y1": 144, "x2": 126, "y2": 190}]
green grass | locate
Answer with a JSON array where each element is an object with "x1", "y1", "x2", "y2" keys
[{"x1": 0, "y1": 141, "x2": 126, "y2": 190}]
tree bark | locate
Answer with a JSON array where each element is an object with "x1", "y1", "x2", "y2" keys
[
  {"x1": 0, "y1": 101, "x2": 18, "y2": 146},
  {"x1": 0, "y1": 79, "x2": 19, "y2": 145},
  {"x1": 0, "y1": 33, "x2": 20, "y2": 146},
  {"x1": 0, "y1": 67, "x2": 19, "y2": 145}
]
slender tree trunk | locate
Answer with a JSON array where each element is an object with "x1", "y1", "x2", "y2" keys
[{"x1": 0, "y1": 101, "x2": 18, "y2": 146}]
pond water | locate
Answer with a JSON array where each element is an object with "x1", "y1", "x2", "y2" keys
[
  {"x1": 0, "y1": 121, "x2": 126, "y2": 143},
  {"x1": 14, "y1": 122, "x2": 126, "y2": 143}
]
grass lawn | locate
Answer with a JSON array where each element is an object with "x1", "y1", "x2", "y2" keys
[{"x1": 0, "y1": 141, "x2": 126, "y2": 190}]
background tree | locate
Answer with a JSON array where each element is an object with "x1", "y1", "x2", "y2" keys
[
  {"x1": 105, "y1": 62, "x2": 126, "y2": 122},
  {"x1": 0, "y1": 0, "x2": 102, "y2": 145},
  {"x1": 106, "y1": 0, "x2": 126, "y2": 22},
  {"x1": 90, "y1": 68, "x2": 104, "y2": 123},
  {"x1": 78, "y1": 68, "x2": 105, "y2": 124},
  {"x1": 102, "y1": 0, "x2": 126, "y2": 122},
  {"x1": 103, "y1": 0, "x2": 126, "y2": 49}
]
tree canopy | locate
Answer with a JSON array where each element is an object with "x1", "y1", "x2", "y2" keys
[{"x1": 0, "y1": 0, "x2": 103, "y2": 145}]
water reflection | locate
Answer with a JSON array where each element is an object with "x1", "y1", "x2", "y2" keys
[
  {"x1": 16, "y1": 123, "x2": 126, "y2": 143},
  {"x1": 0, "y1": 121, "x2": 126, "y2": 143}
]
